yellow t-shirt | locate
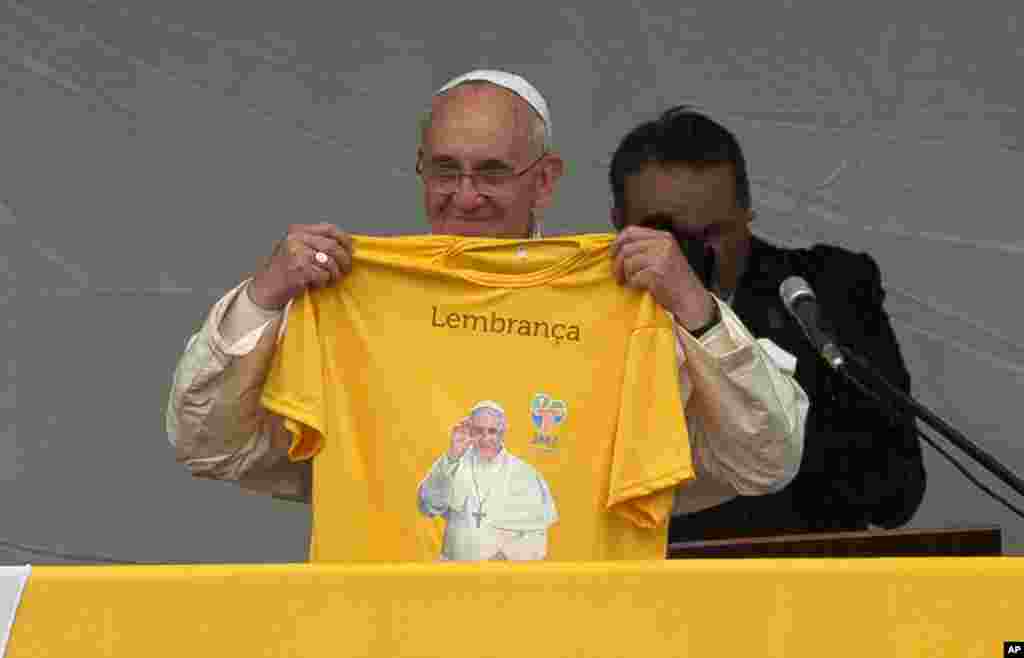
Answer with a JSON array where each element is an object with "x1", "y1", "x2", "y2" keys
[{"x1": 261, "y1": 233, "x2": 695, "y2": 562}]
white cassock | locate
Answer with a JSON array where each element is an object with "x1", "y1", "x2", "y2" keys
[{"x1": 417, "y1": 447, "x2": 558, "y2": 561}]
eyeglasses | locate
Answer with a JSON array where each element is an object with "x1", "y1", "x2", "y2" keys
[{"x1": 416, "y1": 152, "x2": 547, "y2": 198}]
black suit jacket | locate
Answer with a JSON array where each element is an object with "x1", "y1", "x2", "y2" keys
[{"x1": 668, "y1": 236, "x2": 927, "y2": 543}]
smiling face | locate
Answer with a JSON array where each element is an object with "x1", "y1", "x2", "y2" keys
[
  {"x1": 469, "y1": 409, "x2": 504, "y2": 461},
  {"x1": 419, "y1": 83, "x2": 560, "y2": 238}
]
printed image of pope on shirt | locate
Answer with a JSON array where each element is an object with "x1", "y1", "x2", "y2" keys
[{"x1": 417, "y1": 400, "x2": 558, "y2": 561}]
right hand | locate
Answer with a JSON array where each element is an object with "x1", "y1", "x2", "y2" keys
[
  {"x1": 448, "y1": 418, "x2": 476, "y2": 460},
  {"x1": 248, "y1": 223, "x2": 353, "y2": 310}
]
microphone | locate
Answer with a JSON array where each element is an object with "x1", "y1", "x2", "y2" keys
[{"x1": 779, "y1": 276, "x2": 845, "y2": 369}]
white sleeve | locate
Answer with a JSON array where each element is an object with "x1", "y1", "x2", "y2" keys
[
  {"x1": 220, "y1": 280, "x2": 286, "y2": 347},
  {"x1": 417, "y1": 454, "x2": 461, "y2": 517},
  {"x1": 165, "y1": 281, "x2": 308, "y2": 501},
  {"x1": 670, "y1": 297, "x2": 809, "y2": 516}
]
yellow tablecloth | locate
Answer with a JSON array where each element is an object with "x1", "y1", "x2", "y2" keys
[{"x1": 7, "y1": 558, "x2": 1021, "y2": 657}]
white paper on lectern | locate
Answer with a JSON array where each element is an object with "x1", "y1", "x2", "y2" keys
[{"x1": 0, "y1": 565, "x2": 30, "y2": 658}]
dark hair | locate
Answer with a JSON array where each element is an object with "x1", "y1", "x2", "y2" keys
[{"x1": 609, "y1": 106, "x2": 751, "y2": 228}]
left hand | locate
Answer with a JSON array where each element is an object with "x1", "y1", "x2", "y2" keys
[{"x1": 611, "y1": 226, "x2": 716, "y2": 332}]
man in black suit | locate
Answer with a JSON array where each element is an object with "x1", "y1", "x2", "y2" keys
[{"x1": 608, "y1": 107, "x2": 927, "y2": 541}]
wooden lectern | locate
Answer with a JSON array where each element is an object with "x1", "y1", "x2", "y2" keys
[{"x1": 667, "y1": 525, "x2": 1002, "y2": 559}]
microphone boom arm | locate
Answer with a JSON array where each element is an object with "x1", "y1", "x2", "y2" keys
[
  {"x1": 779, "y1": 275, "x2": 1024, "y2": 508},
  {"x1": 837, "y1": 345, "x2": 1024, "y2": 500}
]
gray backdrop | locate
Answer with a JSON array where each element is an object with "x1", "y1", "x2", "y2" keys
[{"x1": 2, "y1": 0, "x2": 1022, "y2": 563}]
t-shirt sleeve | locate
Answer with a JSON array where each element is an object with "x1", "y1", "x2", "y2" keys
[
  {"x1": 608, "y1": 324, "x2": 696, "y2": 528},
  {"x1": 260, "y1": 291, "x2": 327, "y2": 462}
]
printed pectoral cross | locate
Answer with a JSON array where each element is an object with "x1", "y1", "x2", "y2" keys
[{"x1": 472, "y1": 507, "x2": 486, "y2": 528}]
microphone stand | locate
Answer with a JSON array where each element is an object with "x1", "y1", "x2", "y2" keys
[{"x1": 826, "y1": 345, "x2": 1024, "y2": 501}]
